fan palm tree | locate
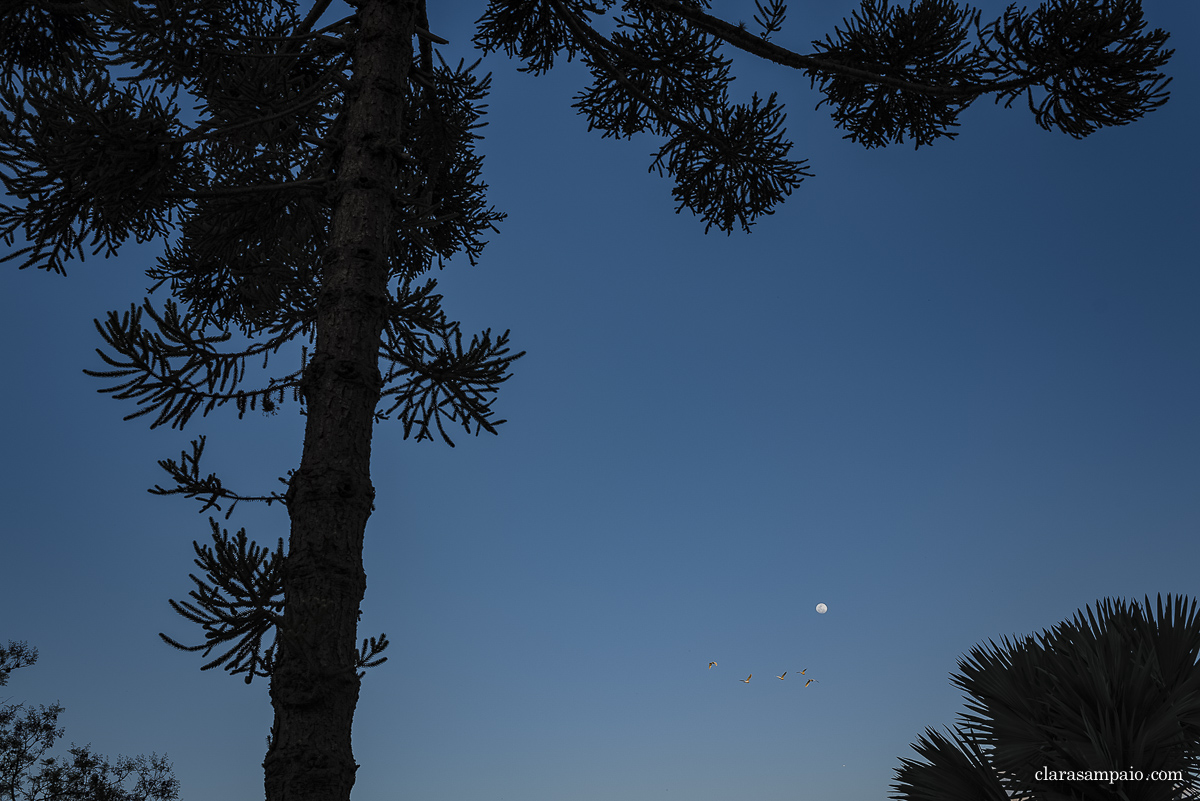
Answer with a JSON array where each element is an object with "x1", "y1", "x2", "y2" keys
[{"x1": 891, "y1": 594, "x2": 1200, "y2": 801}]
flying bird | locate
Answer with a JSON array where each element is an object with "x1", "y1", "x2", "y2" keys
[
  {"x1": 805, "y1": 679, "x2": 818, "y2": 687},
  {"x1": 799, "y1": 668, "x2": 806, "y2": 675},
  {"x1": 776, "y1": 672, "x2": 787, "y2": 680},
  {"x1": 708, "y1": 662, "x2": 717, "y2": 669},
  {"x1": 741, "y1": 675, "x2": 752, "y2": 683}
]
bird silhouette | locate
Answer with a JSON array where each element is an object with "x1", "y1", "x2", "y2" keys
[
  {"x1": 708, "y1": 662, "x2": 717, "y2": 669},
  {"x1": 776, "y1": 672, "x2": 787, "y2": 680},
  {"x1": 740, "y1": 675, "x2": 752, "y2": 683},
  {"x1": 805, "y1": 679, "x2": 818, "y2": 687},
  {"x1": 799, "y1": 668, "x2": 806, "y2": 675}
]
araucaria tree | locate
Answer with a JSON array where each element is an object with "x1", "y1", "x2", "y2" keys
[{"x1": 0, "y1": 0, "x2": 1172, "y2": 799}]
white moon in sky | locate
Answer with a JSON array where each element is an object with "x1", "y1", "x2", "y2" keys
[{"x1": 816, "y1": 603, "x2": 828, "y2": 614}]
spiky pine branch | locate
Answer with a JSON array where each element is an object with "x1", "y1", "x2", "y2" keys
[
  {"x1": 379, "y1": 319, "x2": 524, "y2": 447},
  {"x1": 474, "y1": 0, "x2": 1173, "y2": 225},
  {"x1": 752, "y1": 0, "x2": 787, "y2": 42},
  {"x1": 377, "y1": 278, "x2": 524, "y2": 446},
  {"x1": 974, "y1": 0, "x2": 1173, "y2": 139},
  {"x1": 81, "y1": 280, "x2": 525, "y2": 440},
  {"x1": 479, "y1": 0, "x2": 810, "y2": 233},
  {"x1": 0, "y1": 68, "x2": 203, "y2": 274},
  {"x1": 158, "y1": 520, "x2": 390, "y2": 686},
  {"x1": 158, "y1": 521, "x2": 286, "y2": 685},
  {"x1": 81, "y1": 299, "x2": 306, "y2": 430},
  {"x1": 148, "y1": 435, "x2": 293, "y2": 519},
  {"x1": 688, "y1": 0, "x2": 1169, "y2": 144},
  {"x1": 0, "y1": 0, "x2": 351, "y2": 277}
]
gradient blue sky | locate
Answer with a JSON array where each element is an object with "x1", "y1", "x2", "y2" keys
[{"x1": 2, "y1": 1, "x2": 1198, "y2": 799}]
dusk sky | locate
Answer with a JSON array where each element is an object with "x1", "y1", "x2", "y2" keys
[{"x1": 2, "y1": 1, "x2": 1197, "y2": 800}]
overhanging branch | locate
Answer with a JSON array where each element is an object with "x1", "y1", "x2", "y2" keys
[{"x1": 642, "y1": 0, "x2": 1039, "y2": 98}]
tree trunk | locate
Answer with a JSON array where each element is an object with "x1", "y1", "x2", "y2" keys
[{"x1": 264, "y1": 2, "x2": 415, "y2": 800}]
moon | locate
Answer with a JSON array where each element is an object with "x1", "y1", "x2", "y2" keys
[{"x1": 816, "y1": 603, "x2": 828, "y2": 614}]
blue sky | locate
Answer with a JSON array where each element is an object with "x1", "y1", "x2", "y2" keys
[{"x1": 2, "y1": 1, "x2": 1198, "y2": 799}]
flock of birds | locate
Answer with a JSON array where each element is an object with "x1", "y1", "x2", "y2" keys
[{"x1": 708, "y1": 662, "x2": 819, "y2": 687}]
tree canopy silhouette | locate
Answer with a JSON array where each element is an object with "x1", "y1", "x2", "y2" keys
[
  {"x1": 891, "y1": 594, "x2": 1200, "y2": 801},
  {"x1": 0, "y1": 0, "x2": 1174, "y2": 800},
  {"x1": 0, "y1": 641, "x2": 181, "y2": 801}
]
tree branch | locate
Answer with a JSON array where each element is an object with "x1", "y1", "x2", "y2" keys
[
  {"x1": 148, "y1": 436, "x2": 291, "y2": 519},
  {"x1": 169, "y1": 83, "x2": 343, "y2": 145},
  {"x1": 544, "y1": 0, "x2": 728, "y2": 151},
  {"x1": 162, "y1": 177, "x2": 329, "y2": 199},
  {"x1": 642, "y1": 0, "x2": 1041, "y2": 98}
]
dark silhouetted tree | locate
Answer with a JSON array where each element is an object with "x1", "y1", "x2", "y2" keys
[
  {"x1": 0, "y1": 641, "x2": 180, "y2": 801},
  {"x1": 0, "y1": 1, "x2": 1174, "y2": 801},
  {"x1": 891, "y1": 594, "x2": 1200, "y2": 801}
]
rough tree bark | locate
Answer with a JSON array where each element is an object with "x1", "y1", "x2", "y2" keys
[{"x1": 265, "y1": 1, "x2": 415, "y2": 799}]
